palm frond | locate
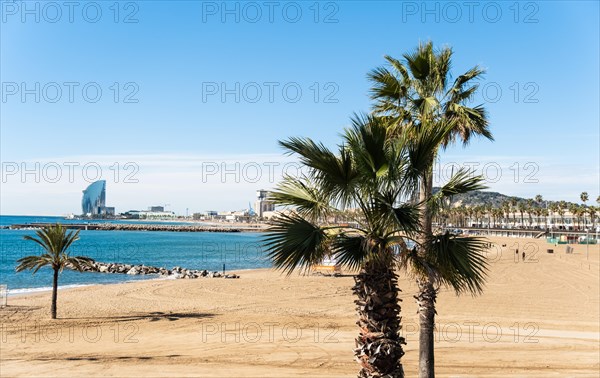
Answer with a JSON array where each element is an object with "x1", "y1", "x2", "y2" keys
[
  {"x1": 262, "y1": 213, "x2": 329, "y2": 275},
  {"x1": 427, "y1": 233, "x2": 489, "y2": 295},
  {"x1": 15, "y1": 255, "x2": 52, "y2": 273},
  {"x1": 428, "y1": 168, "x2": 487, "y2": 216},
  {"x1": 18, "y1": 224, "x2": 86, "y2": 275},
  {"x1": 391, "y1": 202, "x2": 421, "y2": 234},
  {"x1": 269, "y1": 177, "x2": 331, "y2": 220},
  {"x1": 279, "y1": 137, "x2": 360, "y2": 207},
  {"x1": 331, "y1": 233, "x2": 368, "y2": 271}
]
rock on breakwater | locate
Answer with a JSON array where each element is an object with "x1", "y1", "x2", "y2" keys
[{"x1": 70, "y1": 260, "x2": 240, "y2": 279}]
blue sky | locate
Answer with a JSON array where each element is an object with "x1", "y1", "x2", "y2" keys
[{"x1": 1, "y1": 1, "x2": 599, "y2": 215}]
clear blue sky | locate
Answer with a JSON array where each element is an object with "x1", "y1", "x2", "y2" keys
[{"x1": 1, "y1": 1, "x2": 599, "y2": 215}]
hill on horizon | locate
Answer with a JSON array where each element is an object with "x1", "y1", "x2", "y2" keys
[{"x1": 432, "y1": 188, "x2": 529, "y2": 208}]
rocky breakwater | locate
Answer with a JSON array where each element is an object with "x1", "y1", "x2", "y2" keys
[
  {"x1": 88, "y1": 224, "x2": 246, "y2": 232},
  {"x1": 6, "y1": 223, "x2": 268, "y2": 233},
  {"x1": 72, "y1": 260, "x2": 240, "y2": 279}
]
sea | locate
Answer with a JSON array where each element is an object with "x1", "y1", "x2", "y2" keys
[{"x1": 0, "y1": 215, "x2": 268, "y2": 295}]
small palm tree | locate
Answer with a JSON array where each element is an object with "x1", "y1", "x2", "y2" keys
[{"x1": 16, "y1": 224, "x2": 92, "y2": 319}]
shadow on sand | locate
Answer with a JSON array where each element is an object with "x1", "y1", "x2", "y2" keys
[
  {"x1": 21, "y1": 354, "x2": 186, "y2": 363},
  {"x1": 62, "y1": 311, "x2": 215, "y2": 322}
]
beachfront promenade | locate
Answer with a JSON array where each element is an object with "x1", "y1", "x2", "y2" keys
[{"x1": 447, "y1": 226, "x2": 599, "y2": 243}]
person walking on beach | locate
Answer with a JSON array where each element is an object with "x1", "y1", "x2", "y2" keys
[{"x1": 522, "y1": 251, "x2": 525, "y2": 261}]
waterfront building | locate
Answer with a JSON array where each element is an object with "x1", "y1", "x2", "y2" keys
[
  {"x1": 82, "y1": 180, "x2": 113, "y2": 216},
  {"x1": 254, "y1": 189, "x2": 274, "y2": 218}
]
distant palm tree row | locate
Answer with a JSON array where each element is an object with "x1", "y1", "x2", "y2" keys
[{"x1": 435, "y1": 193, "x2": 600, "y2": 231}]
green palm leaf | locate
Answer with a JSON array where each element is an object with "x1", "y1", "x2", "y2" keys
[{"x1": 262, "y1": 213, "x2": 329, "y2": 275}]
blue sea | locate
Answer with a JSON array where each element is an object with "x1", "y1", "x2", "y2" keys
[{"x1": 0, "y1": 216, "x2": 269, "y2": 294}]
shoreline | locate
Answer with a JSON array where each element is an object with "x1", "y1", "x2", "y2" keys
[{"x1": 5, "y1": 267, "x2": 271, "y2": 298}]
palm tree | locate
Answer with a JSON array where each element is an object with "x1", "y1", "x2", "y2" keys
[
  {"x1": 510, "y1": 197, "x2": 519, "y2": 227},
  {"x1": 368, "y1": 42, "x2": 492, "y2": 378},
  {"x1": 525, "y1": 199, "x2": 535, "y2": 228},
  {"x1": 542, "y1": 208, "x2": 549, "y2": 229},
  {"x1": 534, "y1": 195, "x2": 544, "y2": 228},
  {"x1": 590, "y1": 206, "x2": 598, "y2": 231},
  {"x1": 501, "y1": 200, "x2": 510, "y2": 228},
  {"x1": 493, "y1": 208, "x2": 503, "y2": 228},
  {"x1": 558, "y1": 201, "x2": 567, "y2": 228},
  {"x1": 568, "y1": 203, "x2": 580, "y2": 230},
  {"x1": 580, "y1": 192, "x2": 589, "y2": 227},
  {"x1": 264, "y1": 115, "x2": 489, "y2": 378},
  {"x1": 516, "y1": 201, "x2": 526, "y2": 228},
  {"x1": 549, "y1": 202, "x2": 559, "y2": 229},
  {"x1": 16, "y1": 224, "x2": 92, "y2": 319},
  {"x1": 581, "y1": 192, "x2": 589, "y2": 204}
]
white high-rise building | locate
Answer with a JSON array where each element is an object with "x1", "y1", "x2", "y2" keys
[{"x1": 254, "y1": 189, "x2": 274, "y2": 217}]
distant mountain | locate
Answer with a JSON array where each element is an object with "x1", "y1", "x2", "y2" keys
[
  {"x1": 432, "y1": 188, "x2": 524, "y2": 208},
  {"x1": 430, "y1": 189, "x2": 592, "y2": 209}
]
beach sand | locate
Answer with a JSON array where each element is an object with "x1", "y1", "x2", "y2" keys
[{"x1": 1, "y1": 236, "x2": 598, "y2": 377}]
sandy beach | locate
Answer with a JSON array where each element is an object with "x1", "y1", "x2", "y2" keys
[{"x1": 1, "y1": 236, "x2": 598, "y2": 377}]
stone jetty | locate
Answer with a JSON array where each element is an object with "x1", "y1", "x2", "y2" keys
[
  {"x1": 71, "y1": 260, "x2": 240, "y2": 279},
  {"x1": 6, "y1": 223, "x2": 267, "y2": 233}
]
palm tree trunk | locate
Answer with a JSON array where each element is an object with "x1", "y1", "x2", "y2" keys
[
  {"x1": 353, "y1": 257, "x2": 405, "y2": 377},
  {"x1": 416, "y1": 168, "x2": 435, "y2": 378},
  {"x1": 416, "y1": 277, "x2": 437, "y2": 378},
  {"x1": 51, "y1": 268, "x2": 58, "y2": 319}
]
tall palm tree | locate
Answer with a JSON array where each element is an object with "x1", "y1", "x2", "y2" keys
[
  {"x1": 581, "y1": 192, "x2": 589, "y2": 205},
  {"x1": 16, "y1": 224, "x2": 92, "y2": 319},
  {"x1": 589, "y1": 206, "x2": 598, "y2": 231},
  {"x1": 516, "y1": 201, "x2": 526, "y2": 228},
  {"x1": 549, "y1": 202, "x2": 559, "y2": 229},
  {"x1": 526, "y1": 199, "x2": 535, "y2": 228},
  {"x1": 367, "y1": 41, "x2": 492, "y2": 377},
  {"x1": 263, "y1": 116, "x2": 489, "y2": 378},
  {"x1": 534, "y1": 195, "x2": 544, "y2": 228},
  {"x1": 568, "y1": 203, "x2": 580, "y2": 230},
  {"x1": 493, "y1": 208, "x2": 503, "y2": 228},
  {"x1": 558, "y1": 201, "x2": 567, "y2": 228},
  {"x1": 510, "y1": 197, "x2": 519, "y2": 227},
  {"x1": 580, "y1": 192, "x2": 589, "y2": 227},
  {"x1": 501, "y1": 200, "x2": 510, "y2": 227},
  {"x1": 534, "y1": 194, "x2": 543, "y2": 204}
]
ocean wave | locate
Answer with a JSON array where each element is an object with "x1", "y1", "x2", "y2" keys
[{"x1": 7, "y1": 283, "x2": 93, "y2": 296}]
